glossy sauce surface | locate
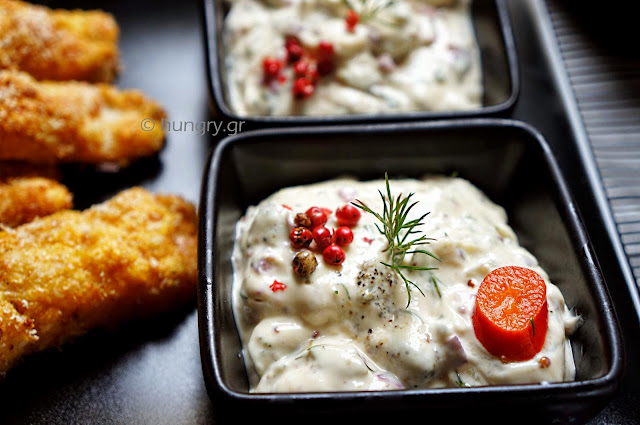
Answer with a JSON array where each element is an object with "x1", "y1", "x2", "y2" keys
[
  {"x1": 223, "y1": 0, "x2": 482, "y2": 116},
  {"x1": 232, "y1": 177, "x2": 578, "y2": 392}
]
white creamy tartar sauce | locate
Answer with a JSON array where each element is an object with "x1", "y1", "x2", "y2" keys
[
  {"x1": 232, "y1": 177, "x2": 579, "y2": 392},
  {"x1": 223, "y1": 0, "x2": 482, "y2": 116}
]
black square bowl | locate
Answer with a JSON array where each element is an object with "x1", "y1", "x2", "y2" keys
[
  {"x1": 203, "y1": 0, "x2": 519, "y2": 129},
  {"x1": 198, "y1": 119, "x2": 623, "y2": 424}
]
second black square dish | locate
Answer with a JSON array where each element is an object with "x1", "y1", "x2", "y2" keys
[{"x1": 203, "y1": 0, "x2": 518, "y2": 128}]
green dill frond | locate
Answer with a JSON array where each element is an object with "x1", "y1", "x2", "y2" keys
[
  {"x1": 430, "y1": 273, "x2": 442, "y2": 298},
  {"x1": 455, "y1": 370, "x2": 469, "y2": 388},
  {"x1": 341, "y1": 0, "x2": 398, "y2": 24},
  {"x1": 530, "y1": 318, "x2": 535, "y2": 337},
  {"x1": 353, "y1": 173, "x2": 439, "y2": 307}
]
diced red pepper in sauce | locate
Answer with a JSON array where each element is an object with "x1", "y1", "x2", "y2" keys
[
  {"x1": 346, "y1": 9, "x2": 359, "y2": 33},
  {"x1": 270, "y1": 280, "x2": 287, "y2": 292}
]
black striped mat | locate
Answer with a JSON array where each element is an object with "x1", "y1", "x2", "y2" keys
[{"x1": 546, "y1": 1, "x2": 640, "y2": 288}]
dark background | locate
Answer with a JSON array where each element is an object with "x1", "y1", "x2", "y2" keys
[{"x1": 1, "y1": 0, "x2": 639, "y2": 423}]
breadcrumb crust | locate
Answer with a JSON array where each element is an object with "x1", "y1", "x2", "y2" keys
[
  {"x1": 0, "y1": 177, "x2": 73, "y2": 227},
  {"x1": 0, "y1": 70, "x2": 166, "y2": 165},
  {"x1": 0, "y1": 187, "x2": 197, "y2": 376},
  {"x1": 0, "y1": 0, "x2": 120, "y2": 82}
]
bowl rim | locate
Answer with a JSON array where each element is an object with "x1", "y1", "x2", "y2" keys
[
  {"x1": 201, "y1": 0, "x2": 521, "y2": 126},
  {"x1": 197, "y1": 118, "x2": 624, "y2": 404}
]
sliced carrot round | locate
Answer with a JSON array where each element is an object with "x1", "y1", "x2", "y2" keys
[{"x1": 472, "y1": 266, "x2": 548, "y2": 361}]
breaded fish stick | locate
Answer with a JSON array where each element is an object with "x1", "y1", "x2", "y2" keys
[
  {"x1": 0, "y1": 0, "x2": 120, "y2": 82},
  {"x1": 0, "y1": 188, "x2": 197, "y2": 376},
  {"x1": 0, "y1": 70, "x2": 166, "y2": 165},
  {"x1": 0, "y1": 177, "x2": 73, "y2": 227}
]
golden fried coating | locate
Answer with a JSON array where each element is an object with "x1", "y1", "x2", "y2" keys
[
  {"x1": 0, "y1": 70, "x2": 166, "y2": 165},
  {"x1": 0, "y1": 177, "x2": 73, "y2": 227},
  {"x1": 0, "y1": 187, "x2": 197, "y2": 376},
  {"x1": 0, "y1": 0, "x2": 120, "y2": 82}
]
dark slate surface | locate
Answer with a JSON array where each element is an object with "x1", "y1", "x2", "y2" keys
[{"x1": 1, "y1": 0, "x2": 639, "y2": 423}]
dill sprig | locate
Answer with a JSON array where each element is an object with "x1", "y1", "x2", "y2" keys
[
  {"x1": 352, "y1": 173, "x2": 439, "y2": 307},
  {"x1": 530, "y1": 318, "x2": 535, "y2": 337},
  {"x1": 455, "y1": 370, "x2": 469, "y2": 388},
  {"x1": 430, "y1": 273, "x2": 442, "y2": 298},
  {"x1": 341, "y1": 0, "x2": 398, "y2": 23}
]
